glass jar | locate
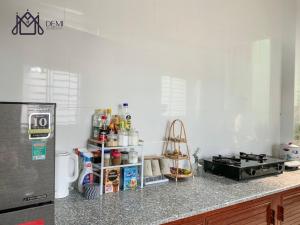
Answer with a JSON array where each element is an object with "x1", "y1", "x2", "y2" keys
[
  {"x1": 104, "y1": 151, "x2": 111, "y2": 167},
  {"x1": 107, "y1": 131, "x2": 118, "y2": 147},
  {"x1": 129, "y1": 129, "x2": 139, "y2": 146},
  {"x1": 92, "y1": 127, "x2": 99, "y2": 139},
  {"x1": 121, "y1": 151, "x2": 129, "y2": 165},
  {"x1": 92, "y1": 109, "x2": 102, "y2": 127},
  {"x1": 118, "y1": 129, "x2": 128, "y2": 147},
  {"x1": 111, "y1": 150, "x2": 121, "y2": 165},
  {"x1": 128, "y1": 149, "x2": 138, "y2": 164}
]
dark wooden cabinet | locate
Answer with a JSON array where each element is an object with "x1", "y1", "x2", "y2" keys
[
  {"x1": 278, "y1": 188, "x2": 300, "y2": 225},
  {"x1": 164, "y1": 216, "x2": 204, "y2": 225},
  {"x1": 163, "y1": 187, "x2": 300, "y2": 225},
  {"x1": 205, "y1": 199, "x2": 274, "y2": 225}
]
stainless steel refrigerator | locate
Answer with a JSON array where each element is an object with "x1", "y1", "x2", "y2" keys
[{"x1": 0, "y1": 102, "x2": 55, "y2": 225}]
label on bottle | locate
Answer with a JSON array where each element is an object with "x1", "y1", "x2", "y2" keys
[
  {"x1": 126, "y1": 115, "x2": 131, "y2": 129},
  {"x1": 83, "y1": 173, "x2": 93, "y2": 187}
]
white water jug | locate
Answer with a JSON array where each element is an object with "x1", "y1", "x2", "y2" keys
[{"x1": 55, "y1": 152, "x2": 79, "y2": 198}]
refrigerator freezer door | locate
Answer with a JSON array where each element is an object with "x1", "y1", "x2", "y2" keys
[
  {"x1": 0, "y1": 203, "x2": 54, "y2": 225},
  {"x1": 0, "y1": 103, "x2": 55, "y2": 211}
]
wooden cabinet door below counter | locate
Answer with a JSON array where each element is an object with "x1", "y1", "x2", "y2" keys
[
  {"x1": 205, "y1": 198, "x2": 274, "y2": 225},
  {"x1": 163, "y1": 216, "x2": 204, "y2": 225},
  {"x1": 163, "y1": 197, "x2": 275, "y2": 225},
  {"x1": 278, "y1": 188, "x2": 300, "y2": 225}
]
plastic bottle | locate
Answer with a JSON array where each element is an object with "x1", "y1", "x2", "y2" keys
[
  {"x1": 78, "y1": 152, "x2": 94, "y2": 193},
  {"x1": 100, "y1": 115, "x2": 107, "y2": 132},
  {"x1": 92, "y1": 109, "x2": 103, "y2": 139},
  {"x1": 129, "y1": 128, "x2": 139, "y2": 146},
  {"x1": 118, "y1": 128, "x2": 129, "y2": 147},
  {"x1": 92, "y1": 109, "x2": 102, "y2": 127},
  {"x1": 92, "y1": 110, "x2": 98, "y2": 127},
  {"x1": 106, "y1": 108, "x2": 112, "y2": 127},
  {"x1": 122, "y1": 103, "x2": 131, "y2": 130}
]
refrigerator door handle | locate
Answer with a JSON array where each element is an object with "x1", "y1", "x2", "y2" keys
[{"x1": 69, "y1": 153, "x2": 79, "y2": 182}]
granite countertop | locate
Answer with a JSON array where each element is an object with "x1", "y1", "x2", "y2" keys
[{"x1": 55, "y1": 170, "x2": 300, "y2": 225}]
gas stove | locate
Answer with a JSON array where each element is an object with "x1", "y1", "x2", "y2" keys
[{"x1": 204, "y1": 152, "x2": 285, "y2": 181}]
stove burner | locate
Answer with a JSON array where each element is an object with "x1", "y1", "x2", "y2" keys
[
  {"x1": 204, "y1": 152, "x2": 285, "y2": 181},
  {"x1": 212, "y1": 155, "x2": 241, "y2": 166},
  {"x1": 239, "y1": 152, "x2": 267, "y2": 163}
]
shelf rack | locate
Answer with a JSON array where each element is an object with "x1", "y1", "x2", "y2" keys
[
  {"x1": 163, "y1": 119, "x2": 194, "y2": 182},
  {"x1": 88, "y1": 139, "x2": 144, "y2": 195}
]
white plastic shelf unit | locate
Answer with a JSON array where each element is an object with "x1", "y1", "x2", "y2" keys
[{"x1": 88, "y1": 141, "x2": 144, "y2": 195}]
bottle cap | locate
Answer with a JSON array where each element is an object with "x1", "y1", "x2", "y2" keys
[
  {"x1": 123, "y1": 103, "x2": 128, "y2": 107},
  {"x1": 83, "y1": 152, "x2": 93, "y2": 159},
  {"x1": 111, "y1": 150, "x2": 121, "y2": 157}
]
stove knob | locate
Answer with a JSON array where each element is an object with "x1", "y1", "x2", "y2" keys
[
  {"x1": 211, "y1": 165, "x2": 215, "y2": 171},
  {"x1": 251, "y1": 169, "x2": 256, "y2": 176},
  {"x1": 247, "y1": 168, "x2": 256, "y2": 176}
]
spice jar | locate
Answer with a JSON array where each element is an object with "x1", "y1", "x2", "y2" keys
[
  {"x1": 129, "y1": 129, "x2": 139, "y2": 146},
  {"x1": 118, "y1": 129, "x2": 128, "y2": 147},
  {"x1": 121, "y1": 151, "x2": 129, "y2": 165},
  {"x1": 104, "y1": 151, "x2": 111, "y2": 167},
  {"x1": 128, "y1": 149, "x2": 138, "y2": 164},
  {"x1": 111, "y1": 150, "x2": 121, "y2": 165},
  {"x1": 99, "y1": 131, "x2": 107, "y2": 143}
]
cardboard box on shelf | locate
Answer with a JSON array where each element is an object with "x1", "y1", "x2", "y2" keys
[
  {"x1": 122, "y1": 166, "x2": 138, "y2": 191},
  {"x1": 104, "y1": 168, "x2": 120, "y2": 193}
]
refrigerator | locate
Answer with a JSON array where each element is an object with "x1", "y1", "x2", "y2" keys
[{"x1": 0, "y1": 102, "x2": 55, "y2": 225}]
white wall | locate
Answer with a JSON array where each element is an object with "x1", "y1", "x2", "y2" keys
[
  {"x1": 0, "y1": 0, "x2": 297, "y2": 157},
  {"x1": 293, "y1": 0, "x2": 300, "y2": 143},
  {"x1": 281, "y1": 0, "x2": 297, "y2": 145}
]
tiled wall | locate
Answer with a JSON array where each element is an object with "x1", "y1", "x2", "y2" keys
[{"x1": 0, "y1": 0, "x2": 296, "y2": 157}]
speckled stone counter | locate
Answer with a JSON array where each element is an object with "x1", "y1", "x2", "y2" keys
[{"x1": 55, "y1": 170, "x2": 300, "y2": 225}]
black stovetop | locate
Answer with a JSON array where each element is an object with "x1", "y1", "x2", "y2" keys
[
  {"x1": 204, "y1": 152, "x2": 286, "y2": 181},
  {"x1": 205, "y1": 152, "x2": 285, "y2": 168}
]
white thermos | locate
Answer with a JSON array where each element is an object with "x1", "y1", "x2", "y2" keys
[{"x1": 55, "y1": 152, "x2": 79, "y2": 198}]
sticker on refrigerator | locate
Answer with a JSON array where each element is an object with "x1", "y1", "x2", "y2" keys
[
  {"x1": 28, "y1": 113, "x2": 51, "y2": 139},
  {"x1": 32, "y1": 141, "x2": 47, "y2": 160}
]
